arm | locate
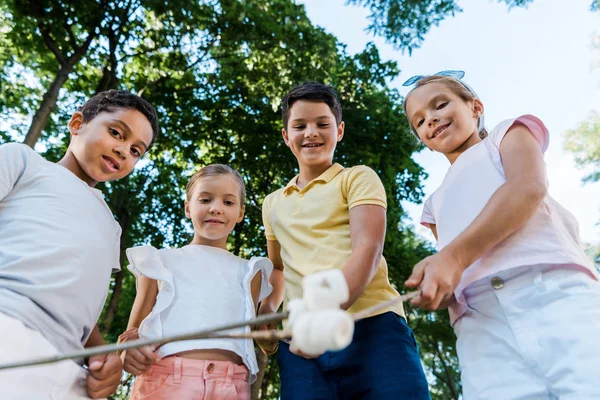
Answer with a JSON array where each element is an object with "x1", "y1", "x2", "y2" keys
[
  {"x1": 340, "y1": 204, "x2": 386, "y2": 309},
  {"x1": 126, "y1": 275, "x2": 158, "y2": 329},
  {"x1": 429, "y1": 224, "x2": 438, "y2": 241},
  {"x1": 258, "y1": 239, "x2": 285, "y2": 315},
  {"x1": 255, "y1": 239, "x2": 285, "y2": 355},
  {"x1": 407, "y1": 125, "x2": 548, "y2": 309},
  {"x1": 250, "y1": 273, "x2": 262, "y2": 312},
  {"x1": 0, "y1": 143, "x2": 29, "y2": 201},
  {"x1": 120, "y1": 275, "x2": 160, "y2": 375}
]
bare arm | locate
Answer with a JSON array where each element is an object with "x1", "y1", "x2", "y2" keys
[
  {"x1": 250, "y1": 273, "x2": 262, "y2": 312},
  {"x1": 258, "y1": 239, "x2": 285, "y2": 314},
  {"x1": 126, "y1": 275, "x2": 158, "y2": 329},
  {"x1": 120, "y1": 275, "x2": 160, "y2": 375},
  {"x1": 429, "y1": 224, "x2": 438, "y2": 240},
  {"x1": 407, "y1": 125, "x2": 548, "y2": 309},
  {"x1": 340, "y1": 204, "x2": 386, "y2": 310},
  {"x1": 443, "y1": 125, "x2": 547, "y2": 269},
  {"x1": 255, "y1": 240, "x2": 285, "y2": 355}
]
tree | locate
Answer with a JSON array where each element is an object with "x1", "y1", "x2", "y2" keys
[
  {"x1": 564, "y1": 111, "x2": 600, "y2": 184},
  {"x1": 1, "y1": 1, "x2": 465, "y2": 399},
  {"x1": 345, "y1": 0, "x2": 535, "y2": 52}
]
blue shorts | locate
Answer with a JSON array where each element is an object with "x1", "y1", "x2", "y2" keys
[{"x1": 276, "y1": 312, "x2": 431, "y2": 400}]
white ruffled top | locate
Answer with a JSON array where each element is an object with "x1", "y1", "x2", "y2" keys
[{"x1": 126, "y1": 245, "x2": 273, "y2": 383}]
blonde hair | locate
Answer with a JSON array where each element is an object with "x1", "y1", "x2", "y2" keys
[
  {"x1": 403, "y1": 75, "x2": 487, "y2": 140},
  {"x1": 185, "y1": 164, "x2": 246, "y2": 204}
]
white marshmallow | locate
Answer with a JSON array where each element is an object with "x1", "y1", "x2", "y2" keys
[
  {"x1": 302, "y1": 269, "x2": 349, "y2": 311},
  {"x1": 290, "y1": 309, "x2": 354, "y2": 356}
]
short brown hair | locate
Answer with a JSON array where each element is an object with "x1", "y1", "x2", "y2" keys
[{"x1": 281, "y1": 82, "x2": 342, "y2": 130}]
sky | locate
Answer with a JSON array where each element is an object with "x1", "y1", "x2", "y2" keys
[{"x1": 299, "y1": 0, "x2": 600, "y2": 245}]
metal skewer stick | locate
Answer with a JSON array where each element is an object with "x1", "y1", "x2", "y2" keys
[
  {"x1": 0, "y1": 311, "x2": 289, "y2": 371},
  {"x1": 0, "y1": 291, "x2": 419, "y2": 371}
]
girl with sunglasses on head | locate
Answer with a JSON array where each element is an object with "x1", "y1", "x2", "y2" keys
[{"x1": 403, "y1": 71, "x2": 600, "y2": 399}]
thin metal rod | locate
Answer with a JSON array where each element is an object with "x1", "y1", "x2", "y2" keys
[
  {"x1": 0, "y1": 291, "x2": 419, "y2": 371},
  {"x1": 0, "y1": 311, "x2": 289, "y2": 371},
  {"x1": 352, "y1": 291, "x2": 419, "y2": 321}
]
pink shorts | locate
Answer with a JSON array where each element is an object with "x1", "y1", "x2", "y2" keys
[{"x1": 131, "y1": 356, "x2": 250, "y2": 400}]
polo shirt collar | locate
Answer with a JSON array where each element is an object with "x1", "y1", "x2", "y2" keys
[{"x1": 283, "y1": 163, "x2": 344, "y2": 195}]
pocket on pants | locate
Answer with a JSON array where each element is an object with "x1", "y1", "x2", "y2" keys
[
  {"x1": 544, "y1": 267, "x2": 596, "y2": 298},
  {"x1": 132, "y1": 372, "x2": 170, "y2": 399}
]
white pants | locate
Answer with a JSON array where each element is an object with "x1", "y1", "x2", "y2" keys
[
  {"x1": 454, "y1": 264, "x2": 600, "y2": 400},
  {"x1": 0, "y1": 312, "x2": 92, "y2": 399}
]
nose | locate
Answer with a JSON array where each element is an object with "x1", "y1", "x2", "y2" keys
[
  {"x1": 113, "y1": 145, "x2": 127, "y2": 160},
  {"x1": 304, "y1": 124, "x2": 318, "y2": 138},
  {"x1": 428, "y1": 115, "x2": 440, "y2": 127},
  {"x1": 209, "y1": 203, "x2": 223, "y2": 215}
]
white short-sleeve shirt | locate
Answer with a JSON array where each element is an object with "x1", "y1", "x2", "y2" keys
[{"x1": 127, "y1": 245, "x2": 273, "y2": 384}]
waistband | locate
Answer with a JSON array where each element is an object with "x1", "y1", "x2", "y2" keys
[
  {"x1": 450, "y1": 263, "x2": 597, "y2": 325},
  {"x1": 147, "y1": 356, "x2": 249, "y2": 383}
]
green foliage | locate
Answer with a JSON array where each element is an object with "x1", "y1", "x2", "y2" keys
[
  {"x1": 564, "y1": 111, "x2": 600, "y2": 184},
  {"x1": 1, "y1": 0, "x2": 465, "y2": 398},
  {"x1": 344, "y1": 0, "x2": 535, "y2": 53}
]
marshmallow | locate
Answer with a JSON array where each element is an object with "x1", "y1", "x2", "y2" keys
[
  {"x1": 302, "y1": 269, "x2": 349, "y2": 311},
  {"x1": 290, "y1": 309, "x2": 354, "y2": 356}
]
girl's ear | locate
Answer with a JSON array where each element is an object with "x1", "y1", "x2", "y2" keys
[
  {"x1": 237, "y1": 204, "x2": 245, "y2": 223},
  {"x1": 472, "y1": 99, "x2": 484, "y2": 117},
  {"x1": 184, "y1": 201, "x2": 191, "y2": 219}
]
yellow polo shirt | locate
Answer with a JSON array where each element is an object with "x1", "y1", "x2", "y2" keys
[{"x1": 262, "y1": 163, "x2": 405, "y2": 320}]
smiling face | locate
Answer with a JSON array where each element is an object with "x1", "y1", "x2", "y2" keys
[
  {"x1": 185, "y1": 174, "x2": 245, "y2": 249},
  {"x1": 65, "y1": 108, "x2": 153, "y2": 186},
  {"x1": 282, "y1": 100, "x2": 344, "y2": 172},
  {"x1": 405, "y1": 81, "x2": 484, "y2": 163}
]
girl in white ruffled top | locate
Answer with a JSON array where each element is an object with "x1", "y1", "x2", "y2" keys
[{"x1": 118, "y1": 164, "x2": 273, "y2": 400}]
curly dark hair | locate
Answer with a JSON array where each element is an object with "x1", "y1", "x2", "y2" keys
[
  {"x1": 281, "y1": 82, "x2": 342, "y2": 130},
  {"x1": 78, "y1": 90, "x2": 160, "y2": 147}
]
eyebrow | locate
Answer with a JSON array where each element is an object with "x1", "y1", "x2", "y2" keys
[
  {"x1": 198, "y1": 191, "x2": 239, "y2": 198},
  {"x1": 290, "y1": 115, "x2": 334, "y2": 123},
  {"x1": 411, "y1": 94, "x2": 449, "y2": 125},
  {"x1": 109, "y1": 119, "x2": 149, "y2": 152}
]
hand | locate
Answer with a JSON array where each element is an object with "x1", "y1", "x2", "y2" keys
[
  {"x1": 86, "y1": 353, "x2": 122, "y2": 399},
  {"x1": 289, "y1": 342, "x2": 322, "y2": 359},
  {"x1": 405, "y1": 249, "x2": 464, "y2": 311},
  {"x1": 122, "y1": 345, "x2": 160, "y2": 376},
  {"x1": 119, "y1": 328, "x2": 160, "y2": 376},
  {"x1": 255, "y1": 304, "x2": 279, "y2": 355}
]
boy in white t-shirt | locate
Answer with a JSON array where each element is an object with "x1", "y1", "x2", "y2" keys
[{"x1": 0, "y1": 90, "x2": 159, "y2": 399}]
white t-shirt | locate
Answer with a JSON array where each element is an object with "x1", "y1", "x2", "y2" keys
[
  {"x1": 127, "y1": 245, "x2": 273, "y2": 384},
  {"x1": 0, "y1": 143, "x2": 121, "y2": 355},
  {"x1": 420, "y1": 116, "x2": 598, "y2": 324}
]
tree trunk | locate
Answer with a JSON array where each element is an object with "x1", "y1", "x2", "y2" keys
[{"x1": 23, "y1": 65, "x2": 72, "y2": 147}]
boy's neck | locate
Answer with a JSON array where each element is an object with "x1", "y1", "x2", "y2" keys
[
  {"x1": 57, "y1": 151, "x2": 98, "y2": 187},
  {"x1": 296, "y1": 162, "x2": 334, "y2": 189}
]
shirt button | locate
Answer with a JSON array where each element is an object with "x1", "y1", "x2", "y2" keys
[
  {"x1": 207, "y1": 362, "x2": 215, "y2": 373},
  {"x1": 491, "y1": 276, "x2": 504, "y2": 290}
]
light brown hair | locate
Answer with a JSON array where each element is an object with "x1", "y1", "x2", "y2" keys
[{"x1": 185, "y1": 164, "x2": 246, "y2": 204}]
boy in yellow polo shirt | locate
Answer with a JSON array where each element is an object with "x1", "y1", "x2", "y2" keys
[{"x1": 258, "y1": 82, "x2": 430, "y2": 399}]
